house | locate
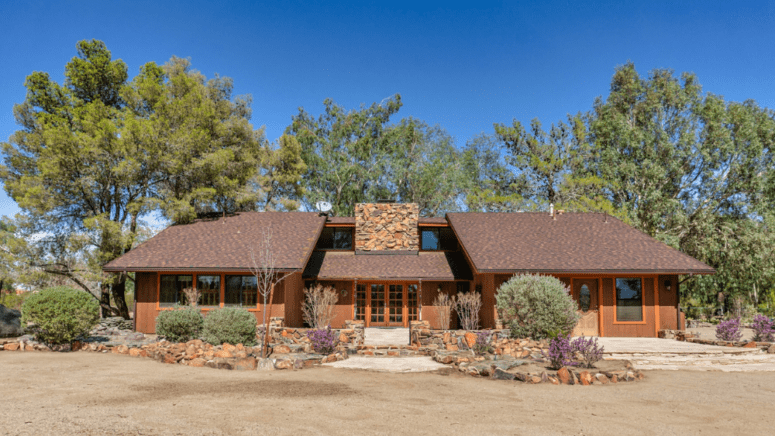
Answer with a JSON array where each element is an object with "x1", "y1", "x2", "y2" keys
[{"x1": 103, "y1": 202, "x2": 714, "y2": 337}]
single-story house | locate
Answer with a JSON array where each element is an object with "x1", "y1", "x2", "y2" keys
[{"x1": 103, "y1": 202, "x2": 714, "y2": 337}]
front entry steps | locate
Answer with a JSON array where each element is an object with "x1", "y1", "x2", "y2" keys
[{"x1": 363, "y1": 328, "x2": 409, "y2": 346}]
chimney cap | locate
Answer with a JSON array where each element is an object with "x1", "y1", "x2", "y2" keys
[{"x1": 376, "y1": 198, "x2": 396, "y2": 203}]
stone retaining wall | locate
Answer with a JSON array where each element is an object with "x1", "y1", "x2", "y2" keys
[{"x1": 409, "y1": 320, "x2": 548, "y2": 358}]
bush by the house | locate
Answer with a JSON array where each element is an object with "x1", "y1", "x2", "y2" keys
[
  {"x1": 715, "y1": 317, "x2": 742, "y2": 342},
  {"x1": 751, "y1": 314, "x2": 774, "y2": 342},
  {"x1": 455, "y1": 291, "x2": 482, "y2": 330},
  {"x1": 543, "y1": 333, "x2": 577, "y2": 370},
  {"x1": 572, "y1": 336, "x2": 604, "y2": 368},
  {"x1": 302, "y1": 283, "x2": 338, "y2": 329},
  {"x1": 495, "y1": 274, "x2": 580, "y2": 340},
  {"x1": 202, "y1": 307, "x2": 257, "y2": 346},
  {"x1": 307, "y1": 326, "x2": 337, "y2": 354},
  {"x1": 155, "y1": 305, "x2": 204, "y2": 342},
  {"x1": 21, "y1": 286, "x2": 99, "y2": 345}
]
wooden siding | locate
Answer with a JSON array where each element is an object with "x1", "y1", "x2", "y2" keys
[
  {"x1": 135, "y1": 272, "x2": 158, "y2": 333},
  {"x1": 421, "y1": 281, "x2": 458, "y2": 329},
  {"x1": 283, "y1": 272, "x2": 304, "y2": 328},
  {"x1": 313, "y1": 280, "x2": 354, "y2": 328},
  {"x1": 601, "y1": 277, "x2": 656, "y2": 337}
]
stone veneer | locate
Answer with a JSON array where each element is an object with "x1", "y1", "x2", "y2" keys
[{"x1": 355, "y1": 203, "x2": 419, "y2": 251}]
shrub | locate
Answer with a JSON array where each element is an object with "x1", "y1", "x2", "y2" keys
[
  {"x1": 21, "y1": 286, "x2": 99, "y2": 345},
  {"x1": 302, "y1": 284, "x2": 338, "y2": 328},
  {"x1": 202, "y1": 307, "x2": 257, "y2": 346},
  {"x1": 543, "y1": 333, "x2": 577, "y2": 370},
  {"x1": 496, "y1": 274, "x2": 580, "y2": 340},
  {"x1": 433, "y1": 293, "x2": 454, "y2": 331},
  {"x1": 715, "y1": 317, "x2": 742, "y2": 342},
  {"x1": 572, "y1": 336, "x2": 604, "y2": 368},
  {"x1": 155, "y1": 305, "x2": 204, "y2": 342},
  {"x1": 472, "y1": 330, "x2": 493, "y2": 355},
  {"x1": 751, "y1": 314, "x2": 774, "y2": 342},
  {"x1": 455, "y1": 291, "x2": 482, "y2": 330},
  {"x1": 307, "y1": 326, "x2": 337, "y2": 354}
]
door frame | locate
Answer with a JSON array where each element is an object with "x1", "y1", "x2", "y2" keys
[
  {"x1": 360, "y1": 280, "x2": 419, "y2": 327},
  {"x1": 570, "y1": 277, "x2": 601, "y2": 336}
]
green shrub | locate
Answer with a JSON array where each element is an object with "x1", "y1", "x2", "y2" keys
[
  {"x1": 21, "y1": 287, "x2": 100, "y2": 345},
  {"x1": 202, "y1": 307, "x2": 257, "y2": 346},
  {"x1": 155, "y1": 305, "x2": 204, "y2": 342},
  {"x1": 495, "y1": 274, "x2": 580, "y2": 340}
]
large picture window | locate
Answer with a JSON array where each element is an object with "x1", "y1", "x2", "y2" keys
[
  {"x1": 615, "y1": 278, "x2": 643, "y2": 322},
  {"x1": 316, "y1": 227, "x2": 353, "y2": 250},
  {"x1": 225, "y1": 275, "x2": 258, "y2": 307},
  {"x1": 197, "y1": 275, "x2": 221, "y2": 307},
  {"x1": 421, "y1": 228, "x2": 457, "y2": 251},
  {"x1": 159, "y1": 275, "x2": 193, "y2": 307}
]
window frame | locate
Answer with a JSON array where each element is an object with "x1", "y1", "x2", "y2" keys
[
  {"x1": 613, "y1": 277, "x2": 646, "y2": 324},
  {"x1": 156, "y1": 272, "x2": 262, "y2": 312},
  {"x1": 224, "y1": 274, "x2": 260, "y2": 308},
  {"x1": 315, "y1": 226, "x2": 354, "y2": 251}
]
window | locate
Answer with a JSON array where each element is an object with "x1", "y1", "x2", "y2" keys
[
  {"x1": 421, "y1": 228, "x2": 457, "y2": 250},
  {"x1": 316, "y1": 227, "x2": 353, "y2": 250},
  {"x1": 225, "y1": 275, "x2": 258, "y2": 307},
  {"x1": 579, "y1": 284, "x2": 591, "y2": 312},
  {"x1": 615, "y1": 278, "x2": 643, "y2": 322},
  {"x1": 197, "y1": 275, "x2": 220, "y2": 307},
  {"x1": 355, "y1": 284, "x2": 367, "y2": 321},
  {"x1": 159, "y1": 275, "x2": 192, "y2": 307},
  {"x1": 407, "y1": 284, "x2": 418, "y2": 321}
]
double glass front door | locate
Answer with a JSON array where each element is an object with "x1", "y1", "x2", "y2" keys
[{"x1": 356, "y1": 282, "x2": 418, "y2": 327}]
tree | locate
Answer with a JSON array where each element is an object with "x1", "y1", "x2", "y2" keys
[
  {"x1": 1, "y1": 40, "x2": 264, "y2": 317},
  {"x1": 252, "y1": 134, "x2": 307, "y2": 211},
  {"x1": 461, "y1": 133, "x2": 529, "y2": 212},
  {"x1": 287, "y1": 95, "x2": 403, "y2": 216}
]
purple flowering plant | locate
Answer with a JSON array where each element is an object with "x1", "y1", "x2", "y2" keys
[
  {"x1": 572, "y1": 335, "x2": 604, "y2": 368},
  {"x1": 307, "y1": 325, "x2": 338, "y2": 354},
  {"x1": 543, "y1": 333, "x2": 577, "y2": 370},
  {"x1": 473, "y1": 330, "x2": 494, "y2": 355},
  {"x1": 751, "y1": 314, "x2": 774, "y2": 342},
  {"x1": 715, "y1": 317, "x2": 743, "y2": 342}
]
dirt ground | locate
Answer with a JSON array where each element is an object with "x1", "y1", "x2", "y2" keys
[
  {"x1": 2, "y1": 352, "x2": 774, "y2": 436},
  {"x1": 690, "y1": 326, "x2": 756, "y2": 341}
]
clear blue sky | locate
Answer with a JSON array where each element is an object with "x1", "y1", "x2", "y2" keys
[{"x1": 1, "y1": 0, "x2": 774, "y2": 217}]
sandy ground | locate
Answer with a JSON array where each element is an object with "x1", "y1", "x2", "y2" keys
[{"x1": 2, "y1": 352, "x2": 774, "y2": 436}]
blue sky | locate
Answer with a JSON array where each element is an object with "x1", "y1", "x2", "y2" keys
[{"x1": 1, "y1": 0, "x2": 774, "y2": 218}]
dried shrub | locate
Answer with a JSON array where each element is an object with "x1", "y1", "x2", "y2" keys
[
  {"x1": 495, "y1": 274, "x2": 579, "y2": 340},
  {"x1": 572, "y1": 336, "x2": 604, "y2": 368},
  {"x1": 455, "y1": 291, "x2": 482, "y2": 331},
  {"x1": 202, "y1": 307, "x2": 257, "y2": 346},
  {"x1": 21, "y1": 287, "x2": 99, "y2": 345},
  {"x1": 155, "y1": 305, "x2": 204, "y2": 342},
  {"x1": 302, "y1": 284, "x2": 338, "y2": 329},
  {"x1": 182, "y1": 287, "x2": 199, "y2": 307},
  {"x1": 433, "y1": 293, "x2": 454, "y2": 331},
  {"x1": 307, "y1": 326, "x2": 338, "y2": 354},
  {"x1": 715, "y1": 317, "x2": 743, "y2": 342},
  {"x1": 751, "y1": 314, "x2": 774, "y2": 342},
  {"x1": 543, "y1": 333, "x2": 577, "y2": 370}
]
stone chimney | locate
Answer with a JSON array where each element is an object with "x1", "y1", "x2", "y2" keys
[{"x1": 355, "y1": 203, "x2": 419, "y2": 251}]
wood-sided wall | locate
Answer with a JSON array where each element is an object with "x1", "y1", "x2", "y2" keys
[{"x1": 132, "y1": 271, "x2": 301, "y2": 334}]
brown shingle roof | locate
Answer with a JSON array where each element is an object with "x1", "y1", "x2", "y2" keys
[
  {"x1": 104, "y1": 212, "x2": 325, "y2": 272},
  {"x1": 446, "y1": 212, "x2": 714, "y2": 274},
  {"x1": 419, "y1": 217, "x2": 448, "y2": 225},
  {"x1": 303, "y1": 251, "x2": 472, "y2": 280},
  {"x1": 325, "y1": 216, "x2": 355, "y2": 224}
]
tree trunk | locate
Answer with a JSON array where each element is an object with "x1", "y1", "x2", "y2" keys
[
  {"x1": 100, "y1": 282, "x2": 114, "y2": 318},
  {"x1": 262, "y1": 282, "x2": 275, "y2": 359},
  {"x1": 111, "y1": 273, "x2": 131, "y2": 319}
]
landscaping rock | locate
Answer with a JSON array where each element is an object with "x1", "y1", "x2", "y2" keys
[
  {"x1": 579, "y1": 371, "x2": 593, "y2": 386},
  {"x1": 0, "y1": 304, "x2": 22, "y2": 337},
  {"x1": 557, "y1": 367, "x2": 572, "y2": 385},
  {"x1": 464, "y1": 332, "x2": 477, "y2": 348},
  {"x1": 492, "y1": 368, "x2": 516, "y2": 380},
  {"x1": 595, "y1": 373, "x2": 610, "y2": 384},
  {"x1": 257, "y1": 358, "x2": 275, "y2": 371},
  {"x1": 234, "y1": 357, "x2": 257, "y2": 370},
  {"x1": 189, "y1": 358, "x2": 206, "y2": 367},
  {"x1": 4, "y1": 342, "x2": 19, "y2": 351},
  {"x1": 768, "y1": 344, "x2": 775, "y2": 354},
  {"x1": 275, "y1": 359, "x2": 294, "y2": 370}
]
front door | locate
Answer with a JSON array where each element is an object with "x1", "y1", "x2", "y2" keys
[
  {"x1": 571, "y1": 278, "x2": 600, "y2": 336},
  {"x1": 358, "y1": 282, "x2": 418, "y2": 327}
]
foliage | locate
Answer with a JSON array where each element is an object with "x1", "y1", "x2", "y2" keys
[
  {"x1": 154, "y1": 305, "x2": 204, "y2": 342},
  {"x1": 572, "y1": 336, "x2": 604, "y2": 368},
  {"x1": 253, "y1": 134, "x2": 307, "y2": 211},
  {"x1": 543, "y1": 333, "x2": 577, "y2": 370},
  {"x1": 454, "y1": 291, "x2": 482, "y2": 331},
  {"x1": 307, "y1": 326, "x2": 337, "y2": 354},
  {"x1": 472, "y1": 330, "x2": 494, "y2": 355},
  {"x1": 302, "y1": 283, "x2": 339, "y2": 329},
  {"x1": 496, "y1": 274, "x2": 580, "y2": 340},
  {"x1": 0, "y1": 291, "x2": 31, "y2": 311},
  {"x1": 751, "y1": 314, "x2": 774, "y2": 342},
  {"x1": 433, "y1": 293, "x2": 454, "y2": 331},
  {"x1": 202, "y1": 307, "x2": 257, "y2": 346},
  {"x1": 21, "y1": 286, "x2": 99, "y2": 344},
  {"x1": 461, "y1": 133, "x2": 528, "y2": 212},
  {"x1": 715, "y1": 317, "x2": 743, "y2": 342}
]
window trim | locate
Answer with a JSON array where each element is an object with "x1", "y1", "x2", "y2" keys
[
  {"x1": 613, "y1": 277, "x2": 647, "y2": 324},
  {"x1": 156, "y1": 272, "x2": 263, "y2": 312}
]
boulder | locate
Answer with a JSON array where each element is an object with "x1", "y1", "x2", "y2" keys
[
  {"x1": 233, "y1": 357, "x2": 257, "y2": 371},
  {"x1": 595, "y1": 373, "x2": 610, "y2": 384},
  {"x1": 557, "y1": 367, "x2": 572, "y2": 385},
  {"x1": 189, "y1": 358, "x2": 206, "y2": 367},
  {"x1": 768, "y1": 344, "x2": 775, "y2": 354},
  {"x1": 0, "y1": 304, "x2": 22, "y2": 337},
  {"x1": 272, "y1": 344, "x2": 291, "y2": 354},
  {"x1": 257, "y1": 358, "x2": 276, "y2": 371},
  {"x1": 275, "y1": 359, "x2": 294, "y2": 370},
  {"x1": 464, "y1": 332, "x2": 477, "y2": 348},
  {"x1": 578, "y1": 371, "x2": 592, "y2": 386},
  {"x1": 491, "y1": 368, "x2": 516, "y2": 380},
  {"x1": 4, "y1": 342, "x2": 19, "y2": 351}
]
